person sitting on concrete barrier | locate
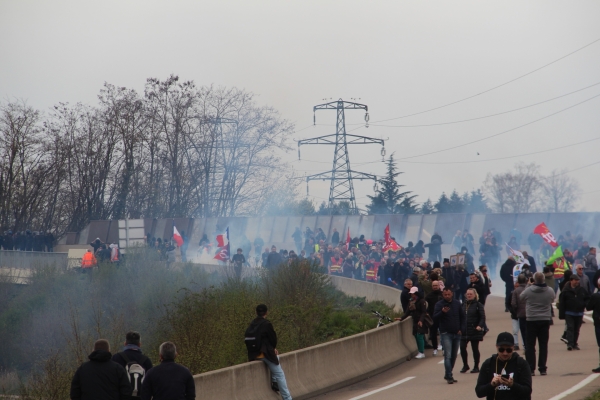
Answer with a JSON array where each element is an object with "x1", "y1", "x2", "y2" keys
[
  {"x1": 141, "y1": 342, "x2": 195, "y2": 400},
  {"x1": 475, "y1": 332, "x2": 532, "y2": 399},
  {"x1": 245, "y1": 304, "x2": 292, "y2": 400}
]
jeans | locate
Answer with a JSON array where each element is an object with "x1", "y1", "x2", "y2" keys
[
  {"x1": 415, "y1": 333, "x2": 425, "y2": 353},
  {"x1": 511, "y1": 319, "x2": 520, "y2": 346},
  {"x1": 525, "y1": 320, "x2": 550, "y2": 373},
  {"x1": 441, "y1": 333, "x2": 461, "y2": 379},
  {"x1": 518, "y1": 317, "x2": 527, "y2": 349},
  {"x1": 555, "y1": 278, "x2": 563, "y2": 293},
  {"x1": 261, "y1": 358, "x2": 292, "y2": 400},
  {"x1": 565, "y1": 315, "x2": 583, "y2": 347}
]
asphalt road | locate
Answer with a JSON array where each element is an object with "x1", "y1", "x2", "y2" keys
[{"x1": 309, "y1": 292, "x2": 600, "y2": 400}]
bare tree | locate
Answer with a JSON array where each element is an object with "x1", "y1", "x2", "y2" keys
[
  {"x1": 540, "y1": 169, "x2": 580, "y2": 212},
  {"x1": 483, "y1": 163, "x2": 542, "y2": 213}
]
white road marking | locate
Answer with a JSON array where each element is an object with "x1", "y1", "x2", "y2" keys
[
  {"x1": 548, "y1": 373, "x2": 600, "y2": 400},
  {"x1": 347, "y1": 377, "x2": 415, "y2": 399}
]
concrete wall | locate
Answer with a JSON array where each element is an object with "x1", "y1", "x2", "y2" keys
[
  {"x1": 329, "y1": 275, "x2": 402, "y2": 312},
  {"x1": 192, "y1": 275, "x2": 414, "y2": 400}
]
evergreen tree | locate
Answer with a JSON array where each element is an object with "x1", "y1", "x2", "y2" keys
[
  {"x1": 465, "y1": 189, "x2": 491, "y2": 213},
  {"x1": 396, "y1": 196, "x2": 419, "y2": 214},
  {"x1": 434, "y1": 192, "x2": 451, "y2": 213},
  {"x1": 366, "y1": 154, "x2": 413, "y2": 214},
  {"x1": 420, "y1": 198, "x2": 435, "y2": 214},
  {"x1": 448, "y1": 190, "x2": 465, "y2": 213}
]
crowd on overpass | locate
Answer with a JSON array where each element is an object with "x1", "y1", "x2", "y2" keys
[{"x1": 0, "y1": 229, "x2": 55, "y2": 252}]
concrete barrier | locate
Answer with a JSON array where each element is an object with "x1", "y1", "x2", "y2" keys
[
  {"x1": 193, "y1": 275, "x2": 416, "y2": 400},
  {"x1": 329, "y1": 275, "x2": 402, "y2": 312}
]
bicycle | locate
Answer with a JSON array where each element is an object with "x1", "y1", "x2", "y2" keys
[{"x1": 372, "y1": 310, "x2": 393, "y2": 328}]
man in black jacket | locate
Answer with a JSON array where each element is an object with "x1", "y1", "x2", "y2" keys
[
  {"x1": 559, "y1": 274, "x2": 590, "y2": 350},
  {"x1": 70, "y1": 339, "x2": 131, "y2": 400},
  {"x1": 475, "y1": 332, "x2": 532, "y2": 400},
  {"x1": 434, "y1": 287, "x2": 465, "y2": 384},
  {"x1": 426, "y1": 280, "x2": 444, "y2": 355},
  {"x1": 246, "y1": 304, "x2": 292, "y2": 400},
  {"x1": 140, "y1": 342, "x2": 195, "y2": 400},
  {"x1": 500, "y1": 257, "x2": 517, "y2": 312},
  {"x1": 265, "y1": 246, "x2": 283, "y2": 270},
  {"x1": 112, "y1": 330, "x2": 153, "y2": 374},
  {"x1": 441, "y1": 259, "x2": 457, "y2": 291}
]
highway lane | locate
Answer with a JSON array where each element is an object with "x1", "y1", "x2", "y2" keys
[{"x1": 309, "y1": 294, "x2": 600, "y2": 400}]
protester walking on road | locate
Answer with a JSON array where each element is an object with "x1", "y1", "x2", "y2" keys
[
  {"x1": 400, "y1": 286, "x2": 430, "y2": 359},
  {"x1": 520, "y1": 272, "x2": 554, "y2": 376},
  {"x1": 511, "y1": 274, "x2": 528, "y2": 352},
  {"x1": 475, "y1": 332, "x2": 532, "y2": 400},
  {"x1": 559, "y1": 274, "x2": 590, "y2": 351},
  {"x1": 500, "y1": 257, "x2": 517, "y2": 312},
  {"x1": 460, "y1": 288, "x2": 486, "y2": 374},
  {"x1": 245, "y1": 304, "x2": 292, "y2": 400},
  {"x1": 585, "y1": 278, "x2": 600, "y2": 372},
  {"x1": 434, "y1": 287, "x2": 465, "y2": 384},
  {"x1": 426, "y1": 280, "x2": 444, "y2": 355},
  {"x1": 70, "y1": 339, "x2": 131, "y2": 400},
  {"x1": 141, "y1": 342, "x2": 195, "y2": 400}
]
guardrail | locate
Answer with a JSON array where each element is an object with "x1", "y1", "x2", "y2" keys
[{"x1": 192, "y1": 272, "x2": 413, "y2": 400}]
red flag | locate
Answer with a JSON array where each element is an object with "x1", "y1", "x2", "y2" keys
[
  {"x1": 346, "y1": 227, "x2": 351, "y2": 250},
  {"x1": 214, "y1": 227, "x2": 230, "y2": 261},
  {"x1": 383, "y1": 224, "x2": 401, "y2": 252},
  {"x1": 172, "y1": 222, "x2": 184, "y2": 247},
  {"x1": 533, "y1": 222, "x2": 558, "y2": 247}
]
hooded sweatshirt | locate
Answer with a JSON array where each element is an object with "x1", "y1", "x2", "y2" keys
[
  {"x1": 476, "y1": 353, "x2": 532, "y2": 400},
  {"x1": 519, "y1": 283, "x2": 554, "y2": 321},
  {"x1": 70, "y1": 350, "x2": 131, "y2": 400}
]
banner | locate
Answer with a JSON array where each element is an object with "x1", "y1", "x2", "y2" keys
[
  {"x1": 214, "y1": 227, "x2": 230, "y2": 261},
  {"x1": 506, "y1": 244, "x2": 530, "y2": 266},
  {"x1": 546, "y1": 245, "x2": 564, "y2": 266},
  {"x1": 533, "y1": 222, "x2": 559, "y2": 247}
]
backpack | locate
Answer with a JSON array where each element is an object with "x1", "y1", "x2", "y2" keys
[
  {"x1": 245, "y1": 319, "x2": 267, "y2": 353},
  {"x1": 120, "y1": 352, "x2": 148, "y2": 398}
]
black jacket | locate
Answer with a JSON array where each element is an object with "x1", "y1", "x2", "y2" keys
[
  {"x1": 265, "y1": 252, "x2": 283, "y2": 269},
  {"x1": 425, "y1": 290, "x2": 443, "y2": 317},
  {"x1": 586, "y1": 293, "x2": 600, "y2": 325},
  {"x1": 469, "y1": 279, "x2": 487, "y2": 303},
  {"x1": 500, "y1": 259, "x2": 517, "y2": 290},
  {"x1": 433, "y1": 298, "x2": 465, "y2": 334},
  {"x1": 140, "y1": 360, "x2": 195, "y2": 400},
  {"x1": 462, "y1": 300, "x2": 486, "y2": 341},
  {"x1": 246, "y1": 317, "x2": 279, "y2": 365},
  {"x1": 441, "y1": 267, "x2": 457, "y2": 290},
  {"x1": 70, "y1": 350, "x2": 131, "y2": 400},
  {"x1": 401, "y1": 287, "x2": 412, "y2": 313},
  {"x1": 112, "y1": 347, "x2": 153, "y2": 372},
  {"x1": 559, "y1": 284, "x2": 590, "y2": 319},
  {"x1": 401, "y1": 293, "x2": 429, "y2": 335},
  {"x1": 475, "y1": 353, "x2": 532, "y2": 400}
]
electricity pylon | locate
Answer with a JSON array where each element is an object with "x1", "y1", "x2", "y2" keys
[{"x1": 298, "y1": 99, "x2": 385, "y2": 215}]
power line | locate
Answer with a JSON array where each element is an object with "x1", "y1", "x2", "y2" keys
[
  {"x1": 371, "y1": 37, "x2": 600, "y2": 123},
  {"x1": 396, "y1": 92, "x2": 600, "y2": 160},
  {"x1": 367, "y1": 82, "x2": 600, "y2": 128},
  {"x1": 394, "y1": 137, "x2": 600, "y2": 164}
]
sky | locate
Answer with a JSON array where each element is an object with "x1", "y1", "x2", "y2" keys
[{"x1": 1, "y1": 1, "x2": 599, "y2": 212}]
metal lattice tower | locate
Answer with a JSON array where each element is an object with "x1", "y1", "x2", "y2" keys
[{"x1": 298, "y1": 99, "x2": 385, "y2": 214}]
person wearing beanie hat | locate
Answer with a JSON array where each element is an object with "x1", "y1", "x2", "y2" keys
[
  {"x1": 585, "y1": 278, "x2": 600, "y2": 373},
  {"x1": 475, "y1": 332, "x2": 532, "y2": 399}
]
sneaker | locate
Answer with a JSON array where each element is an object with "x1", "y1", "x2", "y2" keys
[
  {"x1": 446, "y1": 378, "x2": 454, "y2": 384},
  {"x1": 592, "y1": 367, "x2": 600, "y2": 373},
  {"x1": 567, "y1": 346, "x2": 573, "y2": 351},
  {"x1": 514, "y1": 345, "x2": 520, "y2": 351},
  {"x1": 433, "y1": 349, "x2": 438, "y2": 356},
  {"x1": 540, "y1": 371, "x2": 547, "y2": 376},
  {"x1": 460, "y1": 366, "x2": 470, "y2": 373},
  {"x1": 453, "y1": 378, "x2": 458, "y2": 383},
  {"x1": 560, "y1": 336, "x2": 568, "y2": 344},
  {"x1": 271, "y1": 382, "x2": 280, "y2": 393},
  {"x1": 437, "y1": 345, "x2": 443, "y2": 351},
  {"x1": 471, "y1": 367, "x2": 480, "y2": 373},
  {"x1": 415, "y1": 352, "x2": 425, "y2": 359}
]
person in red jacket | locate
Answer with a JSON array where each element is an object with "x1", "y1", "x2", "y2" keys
[{"x1": 81, "y1": 250, "x2": 97, "y2": 269}]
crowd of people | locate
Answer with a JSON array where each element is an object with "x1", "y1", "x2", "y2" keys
[{"x1": 0, "y1": 229, "x2": 55, "y2": 252}]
